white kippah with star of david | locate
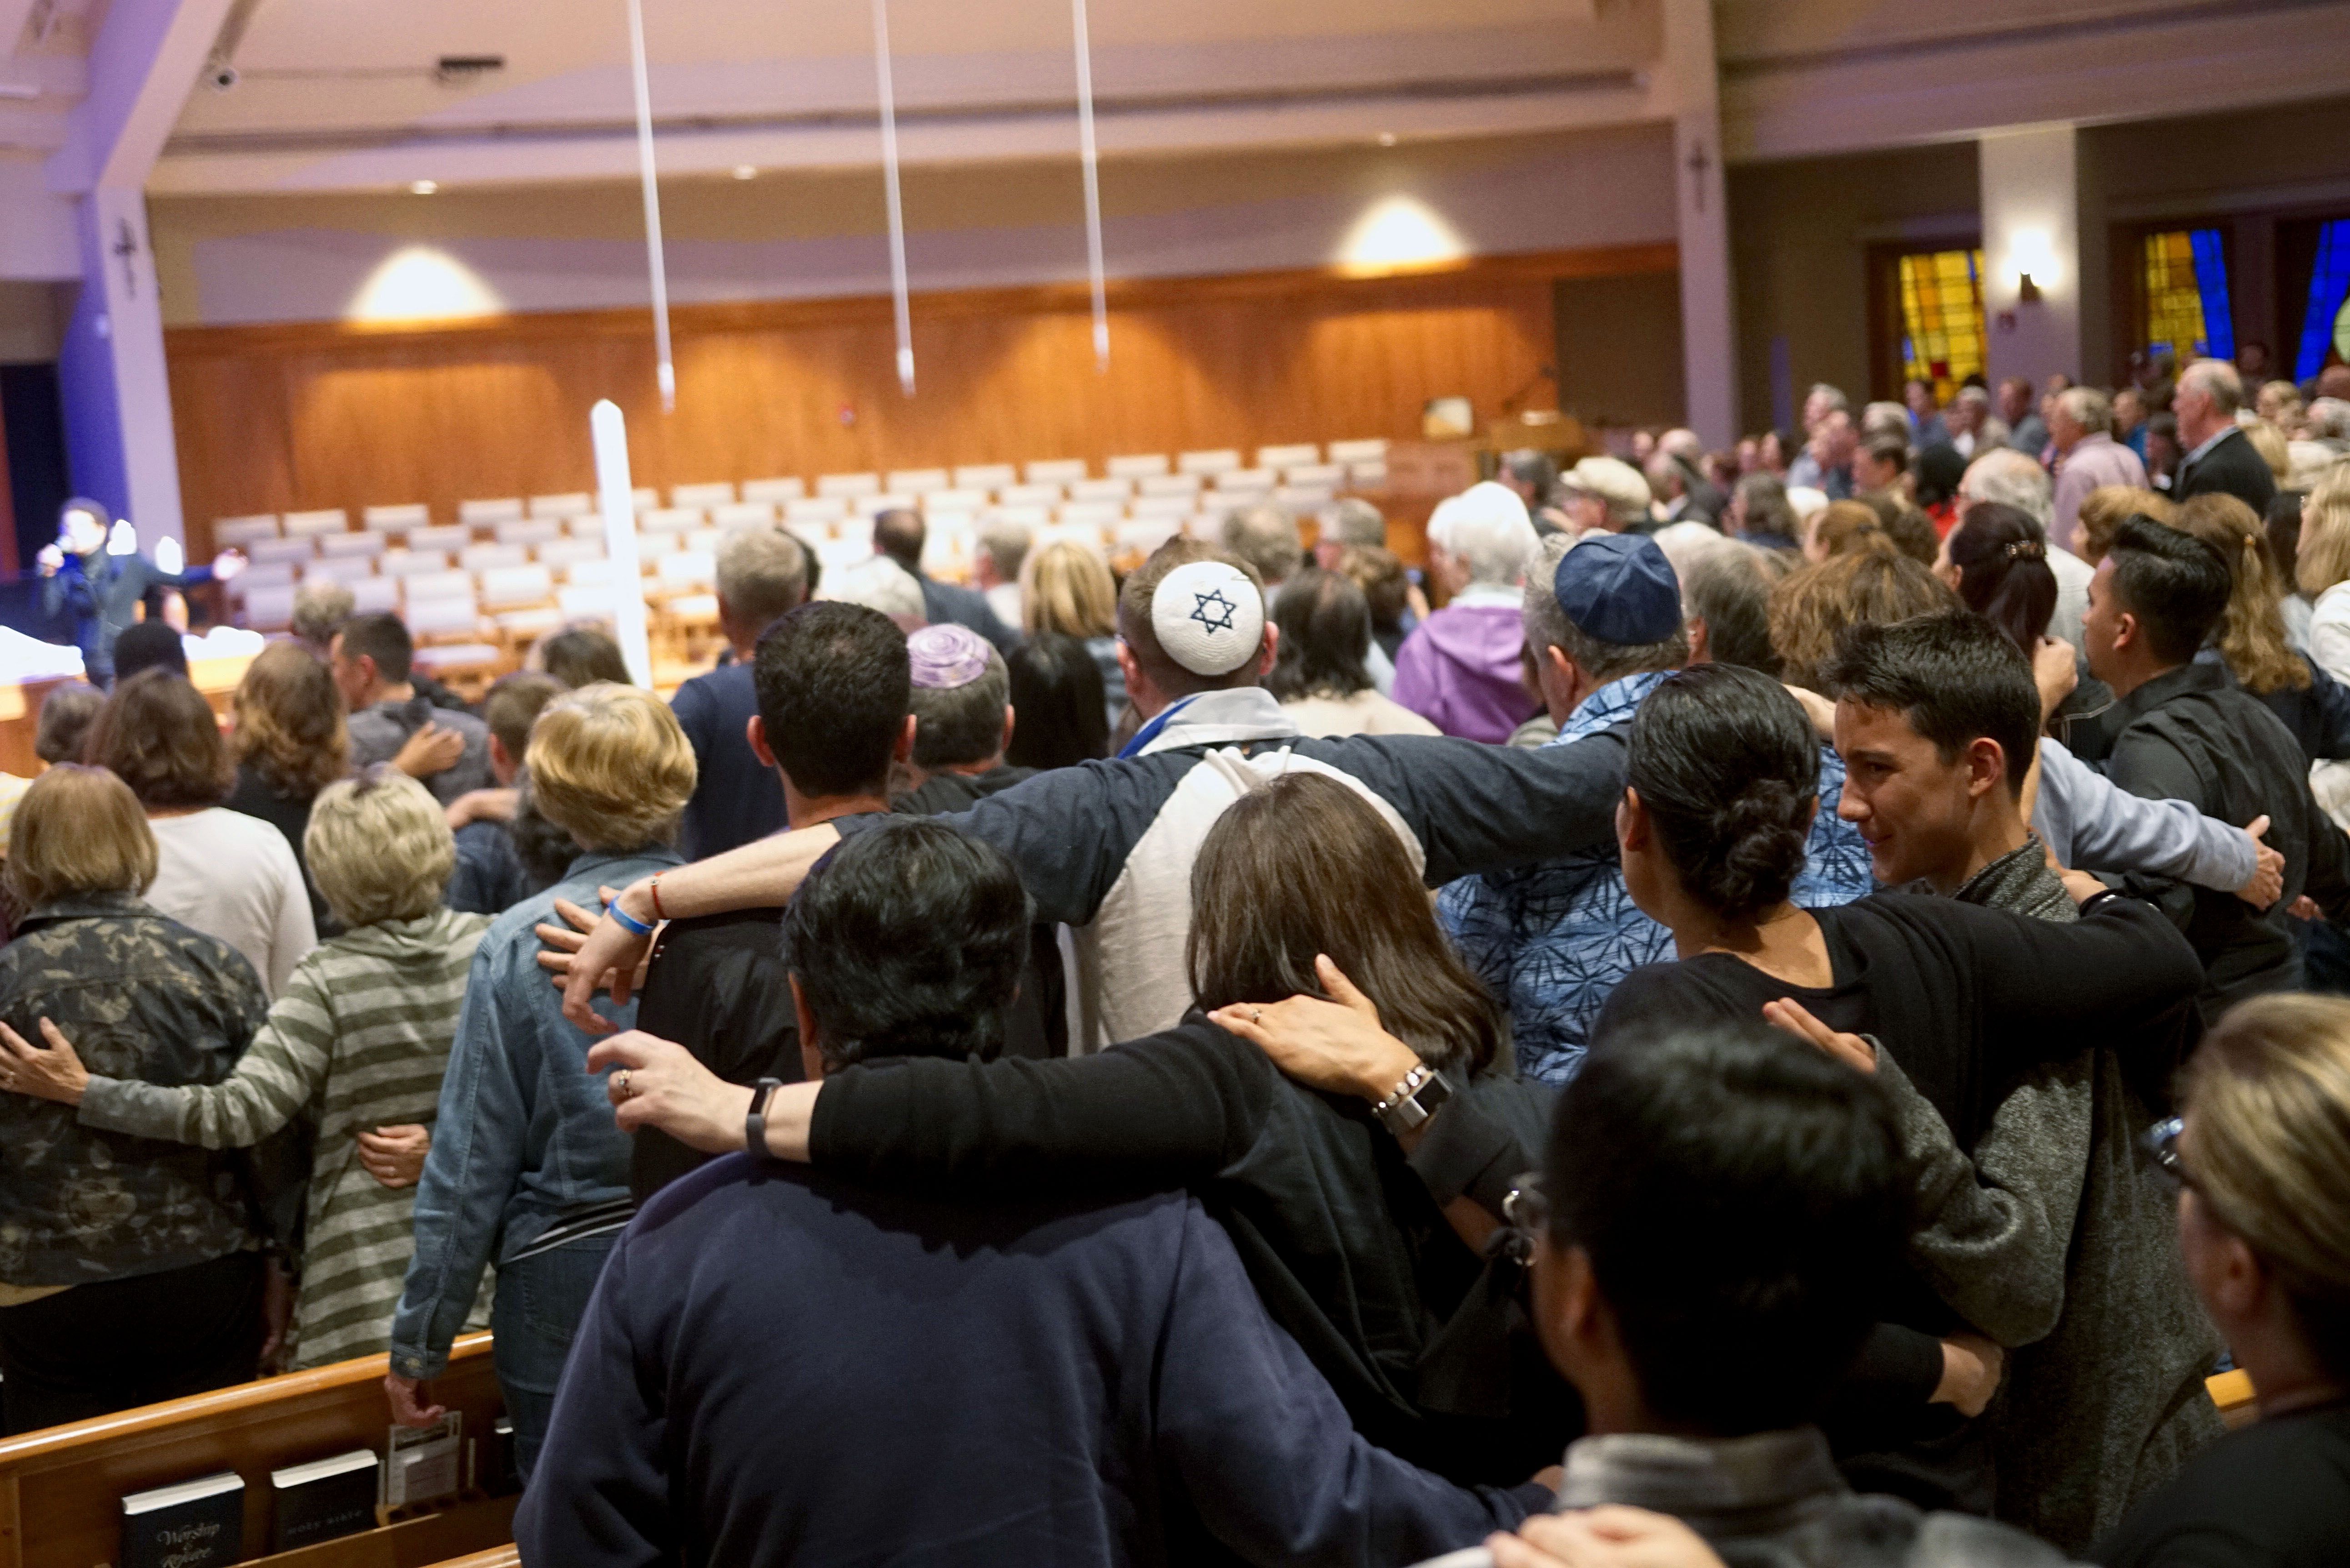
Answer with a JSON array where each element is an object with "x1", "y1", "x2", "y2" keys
[{"x1": 1151, "y1": 559, "x2": 1265, "y2": 676}]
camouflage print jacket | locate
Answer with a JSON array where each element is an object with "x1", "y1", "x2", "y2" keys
[{"x1": 0, "y1": 893, "x2": 275, "y2": 1288}]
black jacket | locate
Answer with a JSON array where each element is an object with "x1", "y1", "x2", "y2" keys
[
  {"x1": 919, "y1": 573, "x2": 1021, "y2": 655},
  {"x1": 2102, "y1": 661, "x2": 2350, "y2": 1017},
  {"x1": 2060, "y1": 653, "x2": 2350, "y2": 768},
  {"x1": 2174, "y1": 426, "x2": 2278, "y2": 516},
  {"x1": 39, "y1": 553, "x2": 213, "y2": 679},
  {"x1": 806, "y1": 1017, "x2": 1579, "y2": 1484}
]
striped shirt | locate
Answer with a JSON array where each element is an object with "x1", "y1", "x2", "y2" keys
[{"x1": 76, "y1": 906, "x2": 493, "y2": 1368}]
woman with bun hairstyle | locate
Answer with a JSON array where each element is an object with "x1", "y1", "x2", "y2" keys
[{"x1": 1590, "y1": 663, "x2": 2208, "y2": 1518}]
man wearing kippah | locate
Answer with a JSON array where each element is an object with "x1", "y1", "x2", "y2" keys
[
  {"x1": 1438, "y1": 533, "x2": 1874, "y2": 1085},
  {"x1": 561, "y1": 535, "x2": 1645, "y2": 1060}
]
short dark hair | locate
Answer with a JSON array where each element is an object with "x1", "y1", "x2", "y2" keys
[
  {"x1": 1860, "y1": 434, "x2": 1910, "y2": 477},
  {"x1": 1004, "y1": 633, "x2": 1110, "y2": 770},
  {"x1": 1266, "y1": 567, "x2": 1376, "y2": 701},
  {"x1": 2107, "y1": 514, "x2": 2231, "y2": 664},
  {"x1": 752, "y1": 602, "x2": 909, "y2": 797},
  {"x1": 1683, "y1": 548, "x2": 1784, "y2": 677},
  {"x1": 1626, "y1": 663, "x2": 1818, "y2": 920},
  {"x1": 112, "y1": 621, "x2": 187, "y2": 684},
  {"x1": 783, "y1": 817, "x2": 1031, "y2": 1071},
  {"x1": 483, "y1": 672, "x2": 563, "y2": 759},
  {"x1": 872, "y1": 509, "x2": 925, "y2": 572},
  {"x1": 909, "y1": 650, "x2": 1010, "y2": 770},
  {"x1": 336, "y1": 611, "x2": 414, "y2": 685},
  {"x1": 89, "y1": 670, "x2": 235, "y2": 809},
  {"x1": 537, "y1": 628, "x2": 631, "y2": 689},
  {"x1": 1825, "y1": 612, "x2": 2040, "y2": 796},
  {"x1": 1545, "y1": 1024, "x2": 1906, "y2": 1434}
]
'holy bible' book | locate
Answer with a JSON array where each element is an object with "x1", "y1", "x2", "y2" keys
[
  {"x1": 119, "y1": 1470, "x2": 244, "y2": 1568},
  {"x1": 270, "y1": 1448, "x2": 381, "y2": 1552}
]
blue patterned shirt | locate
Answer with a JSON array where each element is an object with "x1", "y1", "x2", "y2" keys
[{"x1": 1438, "y1": 671, "x2": 1877, "y2": 1085}]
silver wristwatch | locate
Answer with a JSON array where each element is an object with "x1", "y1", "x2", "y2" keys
[{"x1": 1371, "y1": 1062, "x2": 1454, "y2": 1136}]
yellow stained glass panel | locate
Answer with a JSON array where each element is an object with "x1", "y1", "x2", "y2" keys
[
  {"x1": 2144, "y1": 230, "x2": 2210, "y2": 360},
  {"x1": 1898, "y1": 250, "x2": 1986, "y2": 404}
]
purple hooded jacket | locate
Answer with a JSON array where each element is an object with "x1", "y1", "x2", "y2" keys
[{"x1": 1390, "y1": 597, "x2": 1537, "y2": 744}]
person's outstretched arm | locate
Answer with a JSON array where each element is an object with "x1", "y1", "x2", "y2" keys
[
  {"x1": 590, "y1": 1025, "x2": 1253, "y2": 1198},
  {"x1": 1156, "y1": 1198, "x2": 1548, "y2": 1564},
  {"x1": 68, "y1": 962, "x2": 335, "y2": 1148},
  {"x1": 512, "y1": 1231, "x2": 668, "y2": 1568},
  {"x1": 2034, "y1": 736, "x2": 2263, "y2": 895}
]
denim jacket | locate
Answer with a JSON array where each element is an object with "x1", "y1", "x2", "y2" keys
[
  {"x1": 390, "y1": 847, "x2": 683, "y2": 1378},
  {"x1": 0, "y1": 893, "x2": 272, "y2": 1287},
  {"x1": 1440, "y1": 673, "x2": 1876, "y2": 1085}
]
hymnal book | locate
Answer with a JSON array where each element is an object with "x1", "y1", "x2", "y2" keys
[
  {"x1": 119, "y1": 1470, "x2": 244, "y2": 1568},
  {"x1": 270, "y1": 1448, "x2": 380, "y2": 1552},
  {"x1": 385, "y1": 1411, "x2": 463, "y2": 1508}
]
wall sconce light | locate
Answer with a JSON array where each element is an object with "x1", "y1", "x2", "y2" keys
[{"x1": 2010, "y1": 228, "x2": 2055, "y2": 304}]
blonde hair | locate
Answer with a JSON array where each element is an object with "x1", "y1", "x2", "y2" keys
[
  {"x1": 2169, "y1": 494, "x2": 2309, "y2": 694},
  {"x1": 2076, "y1": 486, "x2": 2178, "y2": 566},
  {"x1": 5, "y1": 765, "x2": 157, "y2": 909},
  {"x1": 2245, "y1": 420, "x2": 2292, "y2": 486},
  {"x1": 2184, "y1": 994, "x2": 2350, "y2": 1372},
  {"x1": 2297, "y1": 463, "x2": 2350, "y2": 597},
  {"x1": 304, "y1": 766, "x2": 455, "y2": 928},
  {"x1": 525, "y1": 682, "x2": 697, "y2": 852},
  {"x1": 1021, "y1": 541, "x2": 1118, "y2": 638}
]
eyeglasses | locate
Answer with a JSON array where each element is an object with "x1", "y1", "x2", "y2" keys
[
  {"x1": 2145, "y1": 1116, "x2": 2193, "y2": 1192},
  {"x1": 1503, "y1": 1171, "x2": 1551, "y2": 1244}
]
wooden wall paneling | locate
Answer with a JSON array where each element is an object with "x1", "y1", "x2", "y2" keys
[{"x1": 165, "y1": 246, "x2": 1672, "y2": 557}]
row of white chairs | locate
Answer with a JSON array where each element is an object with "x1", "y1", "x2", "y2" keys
[{"x1": 209, "y1": 440, "x2": 1391, "y2": 550}]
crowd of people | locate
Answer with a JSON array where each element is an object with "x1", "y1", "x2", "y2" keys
[{"x1": 0, "y1": 356, "x2": 2348, "y2": 1568}]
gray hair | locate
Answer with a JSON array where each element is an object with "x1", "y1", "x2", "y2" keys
[
  {"x1": 1954, "y1": 385, "x2": 1992, "y2": 409},
  {"x1": 822, "y1": 556, "x2": 926, "y2": 623},
  {"x1": 1430, "y1": 498, "x2": 1540, "y2": 587},
  {"x1": 1860, "y1": 402, "x2": 1912, "y2": 442},
  {"x1": 1959, "y1": 448, "x2": 2054, "y2": 532},
  {"x1": 714, "y1": 525, "x2": 810, "y2": 633},
  {"x1": 2056, "y1": 386, "x2": 2113, "y2": 435},
  {"x1": 291, "y1": 578, "x2": 356, "y2": 647},
  {"x1": 1220, "y1": 504, "x2": 1304, "y2": 586},
  {"x1": 1326, "y1": 498, "x2": 1387, "y2": 550},
  {"x1": 2181, "y1": 358, "x2": 2245, "y2": 417},
  {"x1": 909, "y1": 647, "x2": 1010, "y2": 769},
  {"x1": 1520, "y1": 533, "x2": 1687, "y2": 684},
  {"x1": 2308, "y1": 399, "x2": 2350, "y2": 441},
  {"x1": 1807, "y1": 383, "x2": 1851, "y2": 415},
  {"x1": 977, "y1": 519, "x2": 1033, "y2": 581}
]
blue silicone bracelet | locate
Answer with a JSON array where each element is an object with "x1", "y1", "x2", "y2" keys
[{"x1": 607, "y1": 897, "x2": 656, "y2": 938}]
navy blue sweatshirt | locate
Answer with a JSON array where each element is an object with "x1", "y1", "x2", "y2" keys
[{"x1": 517, "y1": 1157, "x2": 1546, "y2": 1568}]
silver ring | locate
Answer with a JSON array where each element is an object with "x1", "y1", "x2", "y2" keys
[
  {"x1": 614, "y1": 1069, "x2": 632, "y2": 1099},
  {"x1": 1251, "y1": 1007, "x2": 1263, "y2": 1023}
]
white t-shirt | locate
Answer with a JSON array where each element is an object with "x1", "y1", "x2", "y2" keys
[{"x1": 145, "y1": 807, "x2": 318, "y2": 997}]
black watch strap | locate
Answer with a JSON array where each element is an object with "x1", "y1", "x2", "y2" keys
[{"x1": 746, "y1": 1077, "x2": 783, "y2": 1165}]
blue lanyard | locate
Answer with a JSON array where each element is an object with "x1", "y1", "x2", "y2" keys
[{"x1": 1117, "y1": 695, "x2": 1199, "y2": 760}]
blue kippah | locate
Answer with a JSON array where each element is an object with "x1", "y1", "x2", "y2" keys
[{"x1": 1552, "y1": 533, "x2": 1682, "y2": 645}]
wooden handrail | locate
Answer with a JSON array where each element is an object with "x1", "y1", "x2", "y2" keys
[{"x1": 0, "y1": 1332, "x2": 493, "y2": 1467}]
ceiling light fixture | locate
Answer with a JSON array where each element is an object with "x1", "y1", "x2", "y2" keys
[
  {"x1": 732, "y1": 164, "x2": 757, "y2": 180},
  {"x1": 409, "y1": 179, "x2": 438, "y2": 195}
]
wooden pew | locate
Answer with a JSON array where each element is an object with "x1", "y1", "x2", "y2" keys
[
  {"x1": 0, "y1": 1332, "x2": 513, "y2": 1568},
  {"x1": 428, "y1": 1550, "x2": 517, "y2": 1568}
]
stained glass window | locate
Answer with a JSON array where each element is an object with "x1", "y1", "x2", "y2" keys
[
  {"x1": 2294, "y1": 219, "x2": 2350, "y2": 382},
  {"x1": 1898, "y1": 250, "x2": 1985, "y2": 404},
  {"x1": 2144, "y1": 229, "x2": 2235, "y2": 363}
]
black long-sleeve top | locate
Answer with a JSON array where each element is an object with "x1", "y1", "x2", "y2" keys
[{"x1": 807, "y1": 1017, "x2": 1577, "y2": 1484}]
